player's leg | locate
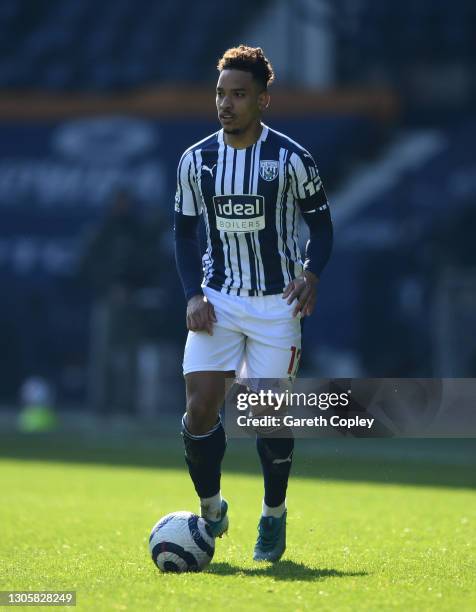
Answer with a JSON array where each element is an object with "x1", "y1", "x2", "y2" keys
[
  {"x1": 256, "y1": 434, "x2": 294, "y2": 519},
  {"x1": 254, "y1": 434, "x2": 293, "y2": 561},
  {"x1": 245, "y1": 320, "x2": 301, "y2": 517},
  {"x1": 248, "y1": 343, "x2": 299, "y2": 560},
  {"x1": 240, "y1": 298, "x2": 301, "y2": 560},
  {"x1": 182, "y1": 370, "x2": 233, "y2": 534},
  {"x1": 182, "y1": 372, "x2": 234, "y2": 502},
  {"x1": 181, "y1": 307, "x2": 245, "y2": 536}
]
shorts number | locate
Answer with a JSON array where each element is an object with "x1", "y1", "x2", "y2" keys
[{"x1": 287, "y1": 345, "x2": 301, "y2": 377}]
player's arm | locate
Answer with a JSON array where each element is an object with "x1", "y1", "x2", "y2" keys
[
  {"x1": 174, "y1": 151, "x2": 216, "y2": 335},
  {"x1": 283, "y1": 151, "x2": 333, "y2": 317}
]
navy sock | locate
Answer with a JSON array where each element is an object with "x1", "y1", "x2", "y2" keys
[
  {"x1": 181, "y1": 415, "x2": 227, "y2": 499},
  {"x1": 256, "y1": 435, "x2": 294, "y2": 508}
]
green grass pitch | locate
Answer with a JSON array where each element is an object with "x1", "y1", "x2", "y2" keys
[{"x1": 0, "y1": 431, "x2": 475, "y2": 611}]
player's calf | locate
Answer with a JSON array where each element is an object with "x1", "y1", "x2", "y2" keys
[
  {"x1": 181, "y1": 415, "x2": 228, "y2": 536},
  {"x1": 252, "y1": 435, "x2": 293, "y2": 560},
  {"x1": 181, "y1": 414, "x2": 226, "y2": 495},
  {"x1": 182, "y1": 372, "x2": 233, "y2": 536},
  {"x1": 256, "y1": 435, "x2": 294, "y2": 508}
]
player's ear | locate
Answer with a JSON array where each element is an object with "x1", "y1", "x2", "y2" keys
[{"x1": 258, "y1": 90, "x2": 270, "y2": 111}]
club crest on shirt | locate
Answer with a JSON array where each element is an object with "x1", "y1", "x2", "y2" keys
[{"x1": 259, "y1": 160, "x2": 279, "y2": 181}]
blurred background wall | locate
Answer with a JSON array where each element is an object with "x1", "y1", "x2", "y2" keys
[{"x1": 0, "y1": 0, "x2": 475, "y2": 416}]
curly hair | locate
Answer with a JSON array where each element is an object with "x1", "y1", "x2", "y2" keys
[{"x1": 217, "y1": 45, "x2": 275, "y2": 89}]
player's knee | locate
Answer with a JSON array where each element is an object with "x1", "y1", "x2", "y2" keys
[{"x1": 185, "y1": 394, "x2": 219, "y2": 436}]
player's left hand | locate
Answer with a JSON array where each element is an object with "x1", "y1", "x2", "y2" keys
[{"x1": 282, "y1": 271, "x2": 319, "y2": 317}]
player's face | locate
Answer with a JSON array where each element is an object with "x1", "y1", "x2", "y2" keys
[{"x1": 216, "y1": 70, "x2": 268, "y2": 136}]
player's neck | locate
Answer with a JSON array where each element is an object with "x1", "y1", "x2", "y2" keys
[{"x1": 223, "y1": 121, "x2": 263, "y2": 150}]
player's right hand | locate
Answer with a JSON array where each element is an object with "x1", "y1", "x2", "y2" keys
[{"x1": 186, "y1": 294, "x2": 217, "y2": 335}]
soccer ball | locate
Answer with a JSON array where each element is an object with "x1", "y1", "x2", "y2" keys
[{"x1": 148, "y1": 511, "x2": 215, "y2": 573}]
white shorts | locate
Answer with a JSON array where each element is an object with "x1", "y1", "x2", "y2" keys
[{"x1": 183, "y1": 286, "x2": 302, "y2": 386}]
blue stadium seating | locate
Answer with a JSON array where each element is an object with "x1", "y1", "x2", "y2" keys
[
  {"x1": 337, "y1": 0, "x2": 476, "y2": 82},
  {"x1": 0, "y1": 0, "x2": 474, "y2": 90},
  {"x1": 0, "y1": 0, "x2": 268, "y2": 90}
]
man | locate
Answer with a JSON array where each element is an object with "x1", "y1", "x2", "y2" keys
[
  {"x1": 80, "y1": 190, "x2": 157, "y2": 415},
  {"x1": 174, "y1": 45, "x2": 333, "y2": 561}
]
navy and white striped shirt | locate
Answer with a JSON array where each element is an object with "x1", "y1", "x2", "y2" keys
[{"x1": 175, "y1": 124, "x2": 329, "y2": 297}]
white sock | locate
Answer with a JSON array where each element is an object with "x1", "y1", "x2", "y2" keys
[
  {"x1": 262, "y1": 499, "x2": 286, "y2": 518},
  {"x1": 200, "y1": 492, "x2": 222, "y2": 521}
]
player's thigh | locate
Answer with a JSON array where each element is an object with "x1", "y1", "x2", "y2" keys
[
  {"x1": 245, "y1": 318, "x2": 302, "y2": 380},
  {"x1": 183, "y1": 324, "x2": 245, "y2": 376},
  {"x1": 245, "y1": 341, "x2": 301, "y2": 380},
  {"x1": 183, "y1": 324, "x2": 244, "y2": 433}
]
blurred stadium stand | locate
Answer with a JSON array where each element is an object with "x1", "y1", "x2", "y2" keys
[
  {"x1": 315, "y1": 120, "x2": 476, "y2": 377},
  {"x1": 337, "y1": 0, "x2": 476, "y2": 76},
  {"x1": 0, "y1": 0, "x2": 474, "y2": 99},
  {"x1": 0, "y1": 0, "x2": 269, "y2": 90},
  {"x1": 0, "y1": 0, "x2": 475, "y2": 412}
]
